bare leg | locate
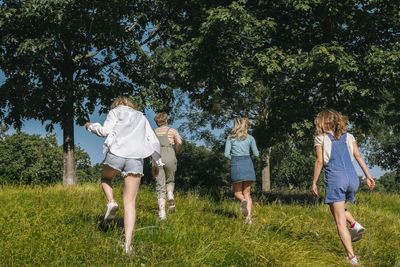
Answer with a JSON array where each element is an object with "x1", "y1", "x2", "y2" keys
[
  {"x1": 243, "y1": 181, "x2": 253, "y2": 220},
  {"x1": 101, "y1": 164, "x2": 119, "y2": 202},
  {"x1": 232, "y1": 182, "x2": 245, "y2": 201},
  {"x1": 166, "y1": 184, "x2": 174, "y2": 196},
  {"x1": 123, "y1": 174, "x2": 141, "y2": 250},
  {"x1": 345, "y1": 209, "x2": 356, "y2": 225},
  {"x1": 329, "y1": 201, "x2": 355, "y2": 258}
]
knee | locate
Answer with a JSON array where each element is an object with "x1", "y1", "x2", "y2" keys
[
  {"x1": 124, "y1": 196, "x2": 137, "y2": 206},
  {"x1": 243, "y1": 190, "x2": 251, "y2": 198}
]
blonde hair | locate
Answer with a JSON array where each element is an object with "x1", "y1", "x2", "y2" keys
[
  {"x1": 230, "y1": 117, "x2": 249, "y2": 140},
  {"x1": 315, "y1": 109, "x2": 349, "y2": 139},
  {"x1": 110, "y1": 96, "x2": 137, "y2": 110},
  {"x1": 154, "y1": 113, "x2": 168, "y2": 127}
]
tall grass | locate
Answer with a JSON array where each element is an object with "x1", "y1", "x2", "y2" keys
[{"x1": 0, "y1": 184, "x2": 399, "y2": 266}]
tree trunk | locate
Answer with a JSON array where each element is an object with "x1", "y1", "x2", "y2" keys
[
  {"x1": 261, "y1": 148, "x2": 271, "y2": 192},
  {"x1": 62, "y1": 110, "x2": 76, "y2": 185}
]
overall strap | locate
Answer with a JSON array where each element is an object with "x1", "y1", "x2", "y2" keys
[
  {"x1": 327, "y1": 132, "x2": 347, "y2": 141},
  {"x1": 326, "y1": 133, "x2": 335, "y2": 141}
]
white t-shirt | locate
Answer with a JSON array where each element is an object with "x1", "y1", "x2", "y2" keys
[{"x1": 314, "y1": 132, "x2": 356, "y2": 166}]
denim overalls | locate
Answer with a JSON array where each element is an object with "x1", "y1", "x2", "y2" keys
[
  {"x1": 155, "y1": 128, "x2": 177, "y2": 199},
  {"x1": 324, "y1": 133, "x2": 359, "y2": 203}
]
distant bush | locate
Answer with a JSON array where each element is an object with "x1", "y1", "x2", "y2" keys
[
  {"x1": 0, "y1": 132, "x2": 63, "y2": 184},
  {"x1": 0, "y1": 131, "x2": 95, "y2": 185}
]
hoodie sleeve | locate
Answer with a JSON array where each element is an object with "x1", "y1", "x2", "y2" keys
[{"x1": 88, "y1": 109, "x2": 117, "y2": 137}]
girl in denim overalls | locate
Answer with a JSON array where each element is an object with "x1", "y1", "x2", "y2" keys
[
  {"x1": 312, "y1": 109, "x2": 375, "y2": 265},
  {"x1": 152, "y1": 113, "x2": 183, "y2": 220}
]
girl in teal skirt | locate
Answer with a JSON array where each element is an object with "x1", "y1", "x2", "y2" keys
[{"x1": 225, "y1": 117, "x2": 259, "y2": 224}]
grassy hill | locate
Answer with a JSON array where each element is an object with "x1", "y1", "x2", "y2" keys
[{"x1": 0, "y1": 184, "x2": 399, "y2": 266}]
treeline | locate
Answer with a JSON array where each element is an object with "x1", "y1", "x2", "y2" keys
[{"x1": 1, "y1": 130, "x2": 398, "y2": 193}]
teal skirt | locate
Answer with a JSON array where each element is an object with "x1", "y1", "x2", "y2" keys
[{"x1": 230, "y1": 156, "x2": 256, "y2": 183}]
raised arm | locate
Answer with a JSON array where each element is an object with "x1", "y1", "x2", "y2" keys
[
  {"x1": 312, "y1": 145, "x2": 324, "y2": 197},
  {"x1": 87, "y1": 110, "x2": 117, "y2": 137},
  {"x1": 353, "y1": 141, "x2": 375, "y2": 190}
]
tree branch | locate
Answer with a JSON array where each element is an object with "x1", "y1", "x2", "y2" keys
[
  {"x1": 93, "y1": 28, "x2": 160, "y2": 70},
  {"x1": 72, "y1": 21, "x2": 139, "y2": 62},
  {"x1": 73, "y1": 50, "x2": 100, "y2": 62}
]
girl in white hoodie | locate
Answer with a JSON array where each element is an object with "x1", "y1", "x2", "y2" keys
[{"x1": 86, "y1": 96, "x2": 163, "y2": 255}]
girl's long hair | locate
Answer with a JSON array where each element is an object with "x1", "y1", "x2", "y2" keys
[
  {"x1": 315, "y1": 109, "x2": 349, "y2": 139},
  {"x1": 110, "y1": 96, "x2": 137, "y2": 110},
  {"x1": 230, "y1": 117, "x2": 249, "y2": 140}
]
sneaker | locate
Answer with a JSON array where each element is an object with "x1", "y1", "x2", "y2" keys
[
  {"x1": 350, "y1": 222, "x2": 365, "y2": 242},
  {"x1": 245, "y1": 218, "x2": 253, "y2": 225},
  {"x1": 346, "y1": 255, "x2": 359, "y2": 265},
  {"x1": 168, "y1": 198, "x2": 176, "y2": 213},
  {"x1": 104, "y1": 201, "x2": 119, "y2": 221},
  {"x1": 241, "y1": 199, "x2": 248, "y2": 217},
  {"x1": 159, "y1": 209, "x2": 167, "y2": 220}
]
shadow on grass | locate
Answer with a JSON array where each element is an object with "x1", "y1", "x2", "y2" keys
[
  {"x1": 251, "y1": 190, "x2": 324, "y2": 206},
  {"x1": 97, "y1": 215, "x2": 124, "y2": 232},
  {"x1": 202, "y1": 206, "x2": 238, "y2": 219},
  {"x1": 179, "y1": 186, "x2": 324, "y2": 206}
]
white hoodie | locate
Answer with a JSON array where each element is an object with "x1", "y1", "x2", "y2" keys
[{"x1": 88, "y1": 105, "x2": 163, "y2": 166}]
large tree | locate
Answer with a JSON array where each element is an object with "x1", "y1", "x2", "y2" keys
[
  {"x1": 156, "y1": 0, "x2": 399, "y2": 191},
  {"x1": 0, "y1": 0, "x2": 175, "y2": 185}
]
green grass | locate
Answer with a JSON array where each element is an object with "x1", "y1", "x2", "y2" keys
[{"x1": 0, "y1": 184, "x2": 399, "y2": 266}]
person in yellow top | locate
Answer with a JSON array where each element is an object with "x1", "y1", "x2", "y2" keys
[{"x1": 152, "y1": 113, "x2": 183, "y2": 219}]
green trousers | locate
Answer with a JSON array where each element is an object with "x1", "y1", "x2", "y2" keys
[{"x1": 156, "y1": 146, "x2": 177, "y2": 199}]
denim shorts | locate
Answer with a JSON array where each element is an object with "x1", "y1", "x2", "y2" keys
[
  {"x1": 103, "y1": 152, "x2": 144, "y2": 177},
  {"x1": 324, "y1": 170, "x2": 359, "y2": 204}
]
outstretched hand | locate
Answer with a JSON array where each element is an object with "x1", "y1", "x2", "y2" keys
[
  {"x1": 152, "y1": 166, "x2": 159, "y2": 178},
  {"x1": 311, "y1": 184, "x2": 319, "y2": 198},
  {"x1": 85, "y1": 122, "x2": 93, "y2": 130}
]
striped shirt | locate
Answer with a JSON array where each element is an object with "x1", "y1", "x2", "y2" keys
[{"x1": 154, "y1": 126, "x2": 182, "y2": 145}]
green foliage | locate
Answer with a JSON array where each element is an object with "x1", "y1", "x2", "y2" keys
[
  {"x1": 0, "y1": 184, "x2": 399, "y2": 266},
  {"x1": 74, "y1": 148, "x2": 101, "y2": 184},
  {"x1": 142, "y1": 140, "x2": 231, "y2": 188},
  {"x1": 0, "y1": 132, "x2": 63, "y2": 184},
  {"x1": 0, "y1": 131, "x2": 95, "y2": 184},
  {"x1": 155, "y1": 0, "x2": 400, "y2": 189},
  {"x1": 0, "y1": 0, "x2": 178, "y2": 183},
  {"x1": 175, "y1": 140, "x2": 231, "y2": 188},
  {"x1": 0, "y1": 0, "x2": 175, "y2": 126},
  {"x1": 367, "y1": 123, "x2": 400, "y2": 173},
  {"x1": 269, "y1": 138, "x2": 317, "y2": 189},
  {"x1": 376, "y1": 172, "x2": 400, "y2": 193}
]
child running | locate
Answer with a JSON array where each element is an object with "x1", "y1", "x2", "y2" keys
[
  {"x1": 152, "y1": 113, "x2": 183, "y2": 219},
  {"x1": 311, "y1": 109, "x2": 375, "y2": 265},
  {"x1": 224, "y1": 117, "x2": 259, "y2": 224},
  {"x1": 86, "y1": 96, "x2": 163, "y2": 255}
]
